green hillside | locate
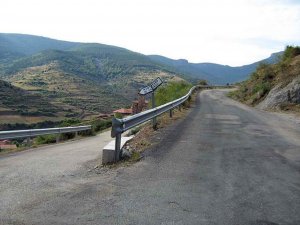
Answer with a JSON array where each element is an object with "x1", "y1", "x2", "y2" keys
[
  {"x1": 0, "y1": 34, "x2": 184, "y2": 125},
  {"x1": 0, "y1": 33, "x2": 78, "y2": 57},
  {"x1": 0, "y1": 79, "x2": 65, "y2": 123}
]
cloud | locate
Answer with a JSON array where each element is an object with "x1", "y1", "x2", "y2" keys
[{"x1": 1, "y1": 0, "x2": 300, "y2": 66}]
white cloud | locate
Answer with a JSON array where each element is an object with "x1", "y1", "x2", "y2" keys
[{"x1": 1, "y1": 0, "x2": 300, "y2": 66}]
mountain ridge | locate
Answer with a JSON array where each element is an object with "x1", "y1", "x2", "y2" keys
[{"x1": 149, "y1": 52, "x2": 282, "y2": 84}]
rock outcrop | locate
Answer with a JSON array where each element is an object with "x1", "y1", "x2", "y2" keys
[{"x1": 257, "y1": 76, "x2": 300, "y2": 110}]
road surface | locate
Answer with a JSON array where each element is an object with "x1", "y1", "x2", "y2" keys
[
  {"x1": 0, "y1": 131, "x2": 113, "y2": 225},
  {"x1": 1, "y1": 89, "x2": 300, "y2": 225}
]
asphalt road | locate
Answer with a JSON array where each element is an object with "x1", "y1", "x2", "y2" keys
[
  {"x1": 1, "y1": 89, "x2": 300, "y2": 225},
  {"x1": 0, "y1": 130, "x2": 113, "y2": 225}
]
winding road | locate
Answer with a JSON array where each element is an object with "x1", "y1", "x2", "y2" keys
[{"x1": 1, "y1": 89, "x2": 300, "y2": 225}]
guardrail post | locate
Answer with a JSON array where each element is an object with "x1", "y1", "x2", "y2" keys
[
  {"x1": 75, "y1": 131, "x2": 78, "y2": 138},
  {"x1": 179, "y1": 105, "x2": 181, "y2": 112},
  {"x1": 26, "y1": 137, "x2": 31, "y2": 147},
  {"x1": 152, "y1": 92, "x2": 157, "y2": 129},
  {"x1": 56, "y1": 135, "x2": 60, "y2": 143},
  {"x1": 169, "y1": 109, "x2": 173, "y2": 118},
  {"x1": 111, "y1": 117, "x2": 124, "y2": 162},
  {"x1": 114, "y1": 133, "x2": 121, "y2": 162}
]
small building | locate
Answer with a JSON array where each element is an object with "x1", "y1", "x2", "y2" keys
[
  {"x1": 112, "y1": 94, "x2": 149, "y2": 117},
  {"x1": 97, "y1": 113, "x2": 114, "y2": 119},
  {"x1": 113, "y1": 108, "x2": 133, "y2": 116},
  {"x1": 0, "y1": 140, "x2": 11, "y2": 145},
  {"x1": 0, "y1": 140, "x2": 17, "y2": 150}
]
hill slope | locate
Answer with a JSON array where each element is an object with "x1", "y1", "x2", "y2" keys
[
  {"x1": 0, "y1": 79, "x2": 66, "y2": 123},
  {"x1": 229, "y1": 46, "x2": 300, "y2": 113},
  {"x1": 0, "y1": 34, "x2": 184, "y2": 124},
  {"x1": 0, "y1": 33, "x2": 79, "y2": 61}
]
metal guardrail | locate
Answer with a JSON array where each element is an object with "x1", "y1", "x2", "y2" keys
[
  {"x1": 111, "y1": 85, "x2": 199, "y2": 162},
  {"x1": 0, "y1": 125, "x2": 92, "y2": 140}
]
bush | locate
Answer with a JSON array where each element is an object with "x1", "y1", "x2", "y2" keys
[
  {"x1": 253, "y1": 82, "x2": 271, "y2": 96},
  {"x1": 35, "y1": 134, "x2": 57, "y2": 144},
  {"x1": 153, "y1": 81, "x2": 192, "y2": 107},
  {"x1": 114, "y1": 112, "x2": 123, "y2": 119},
  {"x1": 283, "y1": 46, "x2": 300, "y2": 61},
  {"x1": 59, "y1": 119, "x2": 81, "y2": 127},
  {"x1": 92, "y1": 119, "x2": 112, "y2": 133}
]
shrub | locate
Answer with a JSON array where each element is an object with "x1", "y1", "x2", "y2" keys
[
  {"x1": 92, "y1": 119, "x2": 112, "y2": 132},
  {"x1": 283, "y1": 46, "x2": 300, "y2": 61},
  {"x1": 114, "y1": 112, "x2": 123, "y2": 119},
  {"x1": 153, "y1": 81, "x2": 192, "y2": 107},
  {"x1": 35, "y1": 134, "x2": 57, "y2": 144},
  {"x1": 253, "y1": 82, "x2": 271, "y2": 96}
]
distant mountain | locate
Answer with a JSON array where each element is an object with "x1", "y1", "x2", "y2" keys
[
  {"x1": 149, "y1": 52, "x2": 282, "y2": 84},
  {"x1": 0, "y1": 33, "x2": 185, "y2": 124}
]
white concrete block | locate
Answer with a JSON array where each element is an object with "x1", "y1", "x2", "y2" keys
[{"x1": 102, "y1": 136, "x2": 134, "y2": 164}]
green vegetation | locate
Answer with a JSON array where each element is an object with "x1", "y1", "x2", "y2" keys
[
  {"x1": 154, "y1": 81, "x2": 192, "y2": 106},
  {"x1": 282, "y1": 46, "x2": 300, "y2": 61},
  {"x1": 35, "y1": 134, "x2": 57, "y2": 145},
  {"x1": 114, "y1": 112, "x2": 123, "y2": 119},
  {"x1": 198, "y1": 79, "x2": 208, "y2": 85},
  {"x1": 28, "y1": 118, "x2": 111, "y2": 145},
  {"x1": 0, "y1": 120, "x2": 59, "y2": 131},
  {"x1": 0, "y1": 79, "x2": 62, "y2": 118},
  {"x1": 91, "y1": 119, "x2": 112, "y2": 133},
  {"x1": 229, "y1": 46, "x2": 300, "y2": 106}
]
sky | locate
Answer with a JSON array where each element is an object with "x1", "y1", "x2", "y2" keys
[{"x1": 1, "y1": 0, "x2": 300, "y2": 66}]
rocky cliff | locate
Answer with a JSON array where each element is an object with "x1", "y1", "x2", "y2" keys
[
  {"x1": 229, "y1": 46, "x2": 300, "y2": 113},
  {"x1": 257, "y1": 75, "x2": 300, "y2": 110}
]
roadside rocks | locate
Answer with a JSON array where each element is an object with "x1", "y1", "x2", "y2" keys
[
  {"x1": 121, "y1": 148, "x2": 131, "y2": 159},
  {"x1": 120, "y1": 144, "x2": 135, "y2": 160},
  {"x1": 257, "y1": 76, "x2": 300, "y2": 110}
]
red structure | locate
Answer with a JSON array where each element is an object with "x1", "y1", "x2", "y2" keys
[
  {"x1": 113, "y1": 108, "x2": 133, "y2": 116},
  {"x1": 0, "y1": 140, "x2": 11, "y2": 145},
  {"x1": 113, "y1": 94, "x2": 149, "y2": 116}
]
